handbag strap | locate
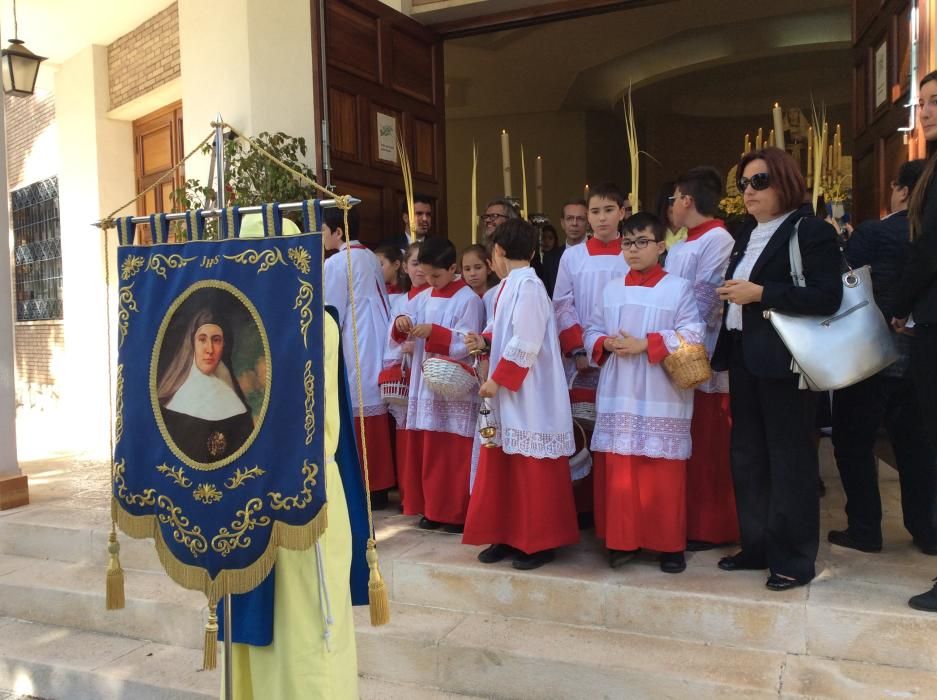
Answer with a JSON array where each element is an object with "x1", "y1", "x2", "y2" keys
[{"x1": 788, "y1": 218, "x2": 806, "y2": 288}]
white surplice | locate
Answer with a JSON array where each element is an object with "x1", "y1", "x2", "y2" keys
[
  {"x1": 324, "y1": 242, "x2": 391, "y2": 417},
  {"x1": 486, "y1": 267, "x2": 575, "y2": 459},
  {"x1": 584, "y1": 271, "x2": 704, "y2": 460},
  {"x1": 396, "y1": 280, "x2": 485, "y2": 438},
  {"x1": 384, "y1": 285, "x2": 431, "y2": 426},
  {"x1": 483, "y1": 281, "x2": 502, "y2": 326},
  {"x1": 664, "y1": 222, "x2": 734, "y2": 394}
]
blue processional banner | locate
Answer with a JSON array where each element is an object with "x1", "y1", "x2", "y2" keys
[{"x1": 112, "y1": 214, "x2": 325, "y2": 603}]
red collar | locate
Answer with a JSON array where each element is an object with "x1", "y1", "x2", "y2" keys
[
  {"x1": 685, "y1": 219, "x2": 725, "y2": 242},
  {"x1": 586, "y1": 236, "x2": 622, "y2": 256},
  {"x1": 408, "y1": 283, "x2": 429, "y2": 300},
  {"x1": 342, "y1": 241, "x2": 367, "y2": 251},
  {"x1": 431, "y1": 278, "x2": 467, "y2": 298},
  {"x1": 387, "y1": 283, "x2": 402, "y2": 295},
  {"x1": 625, "y1": 264, "x2": 666, "y2": 287}
]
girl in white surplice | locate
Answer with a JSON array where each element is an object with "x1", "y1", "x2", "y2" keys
[{"x1": 157, "y1": 308, "x2": 254, "y2": 463}]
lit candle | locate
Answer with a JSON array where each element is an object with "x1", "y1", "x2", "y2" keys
[
  {"x1": 756, "y1": 127, "x2": 763, "y2": 151},
  {"x1": 501, "y1": 129, "x2": 512, "y2": 197},
  {"x1": 521, "y1": 145, "x2": 529, "y2": 219},
  {"x1": 807, "y1": 127, "x2": 814, "y2": 179},
  {"x1": 584, "y1": 183, "x2": 590, "y2": 201},
  {"x1": 768, "y1": 129, "x2": 775, "y2": 148},
  {"x1": 535, "y1": 155, "x2": 543, "y2": 214},
  {"x1": 834, "y1": 124, "x2": 842, "y2": 174},
  {"x1": 772, "y1": 102, "x2": 785, "y2": 150}
]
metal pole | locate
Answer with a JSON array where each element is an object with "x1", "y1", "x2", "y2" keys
[
  {"x1": 214, "y1": 113, "x2": 234, "y2": 700},
  {"x1": 318, "y1": 0, "x2": 333, "y2": 190}
]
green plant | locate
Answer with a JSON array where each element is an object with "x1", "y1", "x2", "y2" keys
[{"x1": 171, "y1": 131, "x2": 319, "y2": 237}]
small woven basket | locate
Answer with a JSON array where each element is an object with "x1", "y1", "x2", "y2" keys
[
  {"x1": 379, "y1": 360, "x2": 410, "y2": 406},
  {"x1": 569, "y1": 370, "x2": 598, "y2": 429},
  {"x1": 422, "y1": 356, "x2": 478, "y2": 399},
  {"x1": 661, "y1": 332, "x2": 712, "y2": 390}
]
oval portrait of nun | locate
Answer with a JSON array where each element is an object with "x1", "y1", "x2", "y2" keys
[{"x1": 151, "y1": 281, "x2": 271, "y2": 470}]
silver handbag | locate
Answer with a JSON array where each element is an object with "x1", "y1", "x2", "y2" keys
[{"x1": 763, "y1": 220, "x2": 898, "y2": 391}]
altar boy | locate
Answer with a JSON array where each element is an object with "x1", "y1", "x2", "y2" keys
[
  {"x1": 584, "y1": 213, "x2": 704, "y2": 573},
  {"x1": 463, "y1": 219, "x2": 579, "y2": 570}
]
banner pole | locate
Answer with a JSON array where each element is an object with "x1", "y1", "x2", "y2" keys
[{"x1": 212, "y1": 112, "x2": 235, "y2": 700}]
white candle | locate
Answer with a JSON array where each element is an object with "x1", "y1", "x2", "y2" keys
[
  {"x1": 535, "y1": 155, "x2": 543, "y2": 214},
  {"x1": 501, "y1": 129, "x2": 512, "y2": 197},
  {"x1": 772, "y1": 103, "x2": 785, "y2": 150}
]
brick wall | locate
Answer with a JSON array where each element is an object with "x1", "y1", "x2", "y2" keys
[
  {"x1": 4, "y1": 91, "x2": 56, "y2": 190},
  {"x1": 108, "y1": 3, "x2": 181, "y2": 110},
  {"x1": 13, "y1": 321, "x2": 64, "y2": 407}
]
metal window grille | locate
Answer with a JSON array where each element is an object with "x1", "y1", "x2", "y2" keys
[{"x1": 12, "y1": 177, "x2": 62, "y2": 321}]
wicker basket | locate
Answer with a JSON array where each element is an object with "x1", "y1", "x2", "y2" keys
[
  {"x1": 379, "y1": 358, "x2": 410, "y2": 406},
  {"x1": 569, "y1": 419, "x2": 593, "y2": 481},
  {"x1": 569, "y1": 369, "x2": 599, "y2": 429},
  {"x1": 422, "y1": 356, "x2": 478, "y2": 399},
  {"x1": 661, "y1": 332, "x2": 712, "y2": 390}
]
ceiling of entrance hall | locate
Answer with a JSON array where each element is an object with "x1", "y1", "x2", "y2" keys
[{"x1": 443, "y1": 0, "x2": 851, "y2": 120}]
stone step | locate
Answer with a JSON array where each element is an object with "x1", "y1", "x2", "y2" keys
[{"x1": 0, "y1": 616, "x2": 485, "y2": 700}]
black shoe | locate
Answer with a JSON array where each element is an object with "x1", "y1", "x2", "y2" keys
[
  {"x1": 766, "y1": 573, "x2": 809, "y2": 591},
  {"x1": 478, "y1": 543, "x2": 516, "y2": 564},
  {"x1": 577, "y1": 512, "x2": 595, "y2": 530},
  {"x1": 441, "y1": 523, "x2": 464, "y2": 534},
  {"x1": 512, "y1": 549, "x2": 555, "y2": 570},
  {"x1": 827, "y1": 529, "x2": 882, "y2": 553},
  {"x1": 686, "y1": 540, "x2": 716, "y2": 552},
  {"x1": 913, "y1": 538, "x2": 937, "y2": 556},
  {"x1": 608, "y1": 548, "x2": 638, "y2": 569},
  {"x1": 718, "y1": 552, "x2": 766, "y2": 571},
  {"x1": 660, "y1": 551, "x2": 686, "y2": 574},
  {"x1": 908, "y1": 581, "x2": 937, "y2": 612},
  {"x1": 418, "y1": 516, "x2": 441, "y2": 530},
  {"x1": 370, "y1": 489, "x2": 389, "y2": 511}
]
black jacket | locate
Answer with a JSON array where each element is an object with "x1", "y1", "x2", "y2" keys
[
  {"x1": 844, "y1": 210, "x2": 910, "y2": 321},
  {"x1": 894, "y1": 172, "x2": 937, "y2": 324},
  {"x1": 712, "y1": 209, "x2": 843, "y2": 378}
]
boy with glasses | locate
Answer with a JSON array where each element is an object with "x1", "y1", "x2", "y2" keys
[
  {"x1": 665, "y1": 167, "x2": 738, "y2": 551},
  {"x1": 585, "y1": 212, "x2": 704, "y2": 573}
]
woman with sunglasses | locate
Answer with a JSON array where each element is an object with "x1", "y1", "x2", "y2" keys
[{"x1": 711, "y1": 147, "x2": 842, "y2": 591}]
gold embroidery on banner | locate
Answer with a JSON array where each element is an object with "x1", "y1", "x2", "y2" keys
[
  {"x1": 114, "y1": 459, "x2": 156, "y2": 507},
  {"x1": 294, "y1": 279, "x2": 314, "y2": 348},
  {"x1": 201, "y1": 255, "x2": 220, "y2": 269},
  {"x1": 118, "y1": 284, "x2": 139, "y2": 348},
  {"x1": 147, "y1": 253, "x2": 198, "y2": 279},
  {"x1": 206, "y1": 431, "x2": 227, "y2": 458},
  {"x1": 121, "y1": 255, "x2": 145, "y2": 280},
  {"x1": 115, "y1": 364, "x2": 125, "y2": 445},
  {"x1": 157, "y1": 495, "x2": 208, "y2": 557},
  {"x1": 225, "y1": 466, "x2": 266, "y2": 490},
  {"x1": 222, "y1": 248, "x2": 286, "y2": 274},
  {"x1": 288, "y1": 247, "x2": 311, "y2": 275},
  {"x1": 268, "y1": 461, "x2": 319, "y2": 511},
  {"x1": 211, "y1": 498, "x2": 271, "y2": 557},
  {"x1": 156, "y1": 463, "x2": 192, "y2": 488},
  {"x1": 303, "y1": 361, "x2": 315, "y2": 445},
  {"x1": 193, "y1": 483, "x2": 223, "y2": 504}
]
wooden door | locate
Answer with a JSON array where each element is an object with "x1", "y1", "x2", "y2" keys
[
  {"x1": 133, "y1": 101, "x2": 185, "y2": 242},
  {"x1": 312, "y1": 0, "x2": 446, "y2": 247},
  {"x1": 852, "y1": 1, "x2": 933, "y2": 223}
]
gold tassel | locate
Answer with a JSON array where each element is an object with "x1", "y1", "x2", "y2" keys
[
  {"x1": 106, "y1": 530, "x2": 126, "y2": 610},
  {"x1": 203, "y1": 608, "x2": 219, "y2": 671},
  {"x1": 366, "y1": 539, "x2": 390, "y2": 626}
]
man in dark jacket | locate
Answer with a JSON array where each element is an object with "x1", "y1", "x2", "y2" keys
[{"x1": 829, "y1": 159, "x2": 937, "y2": 555}]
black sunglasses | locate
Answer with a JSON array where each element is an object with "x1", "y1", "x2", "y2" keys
[{"x1": 737, "y1": 172, "x2": 771, "y2": 192}]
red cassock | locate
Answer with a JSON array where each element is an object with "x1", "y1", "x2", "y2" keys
[
  {"x1": 593, "y1": 452, "x2": 687, "y2": 553},
  {"x1": 686, "y1": 391, "x2": 739, "y2": 543},
  {"x1": 464, "y1": 446, "x2": 580, "y2": 555},
  {"x1": 395, "y1": 428, "x2": 423, "y2": 515},
  {"x1": 353, "y1": 413, "x2": 396, "y2": 492},
  {"x1": 410, "y1": 430, "x2": 473, "y2": 525}
]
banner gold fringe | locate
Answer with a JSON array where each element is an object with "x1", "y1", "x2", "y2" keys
[
  {"x1": 114, "y1": 498, "x2": 328, "y2": 603},
  {"x1": 105, "y1": 529, "x2": 126, "y2": 610}
]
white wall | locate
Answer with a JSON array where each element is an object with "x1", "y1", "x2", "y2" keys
[
  {"x1": 55, "y1": 45, "x2": 136, "y2": 456},
  {"x1": 178, "y1": 0, "x2": 317, "y2": 195}
]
